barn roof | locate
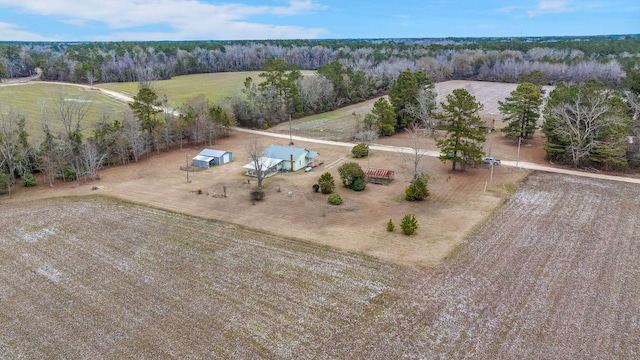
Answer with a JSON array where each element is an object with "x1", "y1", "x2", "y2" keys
[
  {"x1": 198, "y1": 149, "x2": 229, "y2": 158},
  {"x1": 365, "y1": 168, "x2": 395, "y2": 179}
]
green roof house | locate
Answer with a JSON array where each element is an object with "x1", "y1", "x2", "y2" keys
[{"x1": 263, "y1": 144, "x2": 319, "y2": 172}]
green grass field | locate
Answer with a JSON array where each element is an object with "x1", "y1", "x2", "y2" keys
[
  {"x1": 0, "y1": 70, "x2": 317, "y2": 139},
  {"x1": 0, "y1": 83, "x2": 130, "y2": 138},
  {"x1": 98, "y1": 70, "x2": 316, "y2": 108}
]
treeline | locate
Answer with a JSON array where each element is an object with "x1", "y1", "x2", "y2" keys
[
  {"x1": 0, "y1": 86, "x2": 234, "y2": 194},
  {"x1": 0, "y1": 36, "x2": 638, "y2": 86}
]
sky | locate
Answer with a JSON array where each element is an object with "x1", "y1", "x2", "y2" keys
[{"x1": 0, "y1": 0, "x2": 638, "y2": 42}]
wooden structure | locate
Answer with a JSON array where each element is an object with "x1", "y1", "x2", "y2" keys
[{"x1": 365, "y1": 168, "x2": 395, "y2": 185}]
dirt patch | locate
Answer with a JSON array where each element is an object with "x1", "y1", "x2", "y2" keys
[{"x1": 5, "y1": 129, "x2": 527, "y2": 268}]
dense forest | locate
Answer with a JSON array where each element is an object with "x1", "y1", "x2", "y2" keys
[
  {"x1": 1, "y1": 36, "x2": 639, "y2": 86},
  {"x1": 0, "y1": 36, "x2": 640, "y2": 193}
]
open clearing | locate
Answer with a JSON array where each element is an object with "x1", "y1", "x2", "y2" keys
[{"x1": 1, "y1": 172, "x2": 638, "y2": 358}]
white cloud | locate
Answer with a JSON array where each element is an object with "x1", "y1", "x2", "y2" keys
[
  {"x1": 0, "y1": 22, "x2": 51, "y2": 41},
  {"x1": 0, "y1": 0, "x2": 329, "y2": 40},
  {"x1": 527, "y1": 1, "x2": 572, "y2": 17}
]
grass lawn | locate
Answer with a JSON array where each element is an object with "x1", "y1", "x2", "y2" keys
[
  {"x1": 0, "y1": 83, "x2": 130, "y2": 138},
  {"x1": 98, "y1": 70, "x2": 316, "y2": 109}
]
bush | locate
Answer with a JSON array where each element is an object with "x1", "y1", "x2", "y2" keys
[
  {"x1": 386, "y1": 219, "x2": 394, "y2": 232},
  {"x1": 327, "y1": 193, "x2": 343, "y2": 205},
  {"x1": 352, "y1": 177, "x2": 365, "y2": 191},
  {"x1": 351, "y1": 143, "x2": 369, "y2": 158},
  {"x1": 400, "y1": 214, "x2": 419, "y2": 235},
  {"x1": 405, "y1": 175, "x2": 429, "y2": 201},
  {"x1": 317, "y1": 172, "x2": 335, "y2": 194},
  {"x1": 62, "y1": 165, "x2": 76, "y2": 181},
  {"x1": 338, "y1": 162, "x2": 365, "y2": 190},
  {"x1": 250, "y1": 190, "x2": 265, "y2": 201},
  {"x1": 22, "y1": 173, "x2": 36, "y2": 187}
]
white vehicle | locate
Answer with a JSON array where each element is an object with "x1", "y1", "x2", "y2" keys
[{"x1": 482, "y1": 157, "x2": 501, "y2": 165}]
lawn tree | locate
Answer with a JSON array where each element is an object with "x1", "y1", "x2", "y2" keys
[
  {"x1": 246, "y1": 137, "x2": 266, "y2": 189},
  {"x1": 543, "y1": 82, "x2": 631, "y2": 169},
  {"x1": 498, "y1": 82, "x2": 544, "y2": 140},
  {"x1": 404, "y1": 86, "x2": 438, "y2": 136},
  {"x1": 402, "y1": 125, "x2": 429, "y2": 180},
  {"x1": 388, "y1": 69, "x2": 433, "y2": 129},
  {"x1": 317, "y1": 172, "x2": 336, "y2": 194},
  {"x1": 129, "y1": 86, "x2": 163, "y2": 151},
  {"x1": 435, "y1": 88, "x2": 486, "y2": 170}
]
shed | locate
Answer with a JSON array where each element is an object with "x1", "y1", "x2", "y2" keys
[
  {"x1": 365, "y1": 168, "x2": 395, "y2": 185},
  {"x1": 192, "y1": 149, "x2": 233, "y2": 168}
]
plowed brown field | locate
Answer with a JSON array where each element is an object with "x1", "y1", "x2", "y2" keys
[{"x1": 1, "y1": 172, "x2": 638, "y2": 358}]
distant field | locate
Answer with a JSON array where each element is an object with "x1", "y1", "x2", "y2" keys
[
  {"x1": 98, "y1": 70, "x2": 316, "y2": 108},
  {"x1": 0, "y1": 83, "x2": 130, "y2": 138}
]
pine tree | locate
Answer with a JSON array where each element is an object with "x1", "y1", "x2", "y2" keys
[
  {"x1": 435, "y1": 89, "x2": 486, "y2": 171},
  {"x1": 498, "y1": 82, "x2": 544, "y2": 140}
]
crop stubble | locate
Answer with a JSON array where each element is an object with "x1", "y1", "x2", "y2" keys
[{"x1": 1, "y1": 172, "x2": 639, "y2": 358}]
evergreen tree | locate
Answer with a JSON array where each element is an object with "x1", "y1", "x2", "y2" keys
[
  {"x1": 435, "y1": 89, "x2": 486, "y2": 171},
  {"x1": 498, "y1": 82, "x2": 544, "y2": 140},
  {"x1": 388, "y1": 70, "x2": 433, "y2": 129},
  {"x1": 370, "y1": 98, "x2": 396, "y2": 135}
]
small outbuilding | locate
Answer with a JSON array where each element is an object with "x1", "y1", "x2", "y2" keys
[{"x1": 192, "y1": 149, "x2": 233, "y2": 168}]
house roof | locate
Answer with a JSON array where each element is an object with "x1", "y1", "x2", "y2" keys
[
  {"x1": 243, "y1": 157, "x2": 283, "y2": 170},
  {"x1": 263, "y1": 144, "x2": 317, "y2": 161},
  {"x1": 197, "y1": 149, "x2": 229, "y2": 158}
]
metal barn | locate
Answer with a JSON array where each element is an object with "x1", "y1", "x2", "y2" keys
[{"x1": 192, "y1": 149, "x2": 233, "y2": 168}]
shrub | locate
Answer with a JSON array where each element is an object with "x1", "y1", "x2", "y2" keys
[
  {"x1": 250, "y1": 190, "x2": 265, "y2": 201},
  {"x1": 386, "y1": 219, "x2": 394, "y2": 232},
  {"x1": 22, "y1": 173, "x2": 36, "y2": 187},
  {"x1": 352, "y1": 177, "x2": 365, "y2": 191},
  {"x1": 338, "y1": 162, "x2": 365, "y2": 189},
  {"x1": 62, "y1": 165, "x2": 76, "y2": 181},
  {"x1": 400, "y1": 214, "x2": 419, "y2": 235},
  {"x1": 327, "y1": 193, "x2": 343, "y2": 205},
  {"x1": 317, "y1": 172, "x2": 336, "y2": 194},
  {"x1": 351, "y1": 143, "x2": 369, "y2": 158},
  {"x1": 405, "y1": 175, "x2": 429, "y2": 201}
]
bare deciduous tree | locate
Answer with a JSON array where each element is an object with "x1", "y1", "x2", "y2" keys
[
  {"x1": 246, "y1": 137, "x2": 266, "y2": 189},
  {"x1": 401, "y1": 125, "x2": 430, "y2": 180},
  {"x1": 405, "y1": 87, "x2": 438, "y2": 136}
]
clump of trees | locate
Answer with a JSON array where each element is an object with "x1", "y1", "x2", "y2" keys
[
  {"x1": 338, "y1": 162, "x2": 366, "y2": 191},
  {"x1": 542, "y1": 81, "x2": 632, "y2": 169}
]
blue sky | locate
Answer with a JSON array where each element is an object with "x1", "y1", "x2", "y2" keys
[{"x1": 0, "y1": 0, "x2": 638, "y2": 41}]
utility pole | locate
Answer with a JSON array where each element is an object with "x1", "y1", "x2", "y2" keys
[
  {"x1": 516, "y1": 136, "x2": 522, "y2": 168},
  {"x1": 288, "y1": 114, "x2": 294, "y2": 145},
  {"x1": 186, "y1": 154, "x2": 190, "y2": 183}
]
